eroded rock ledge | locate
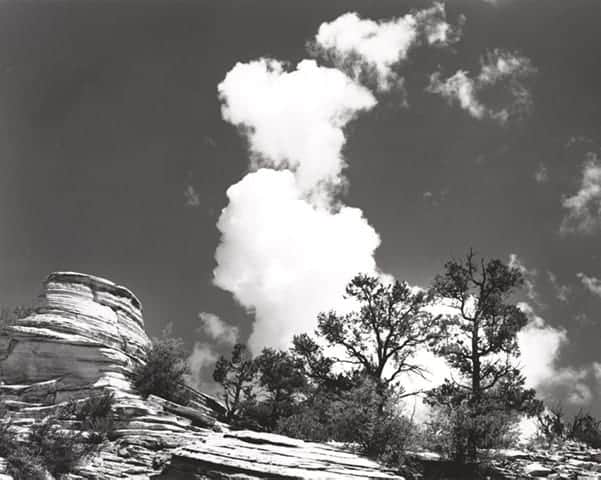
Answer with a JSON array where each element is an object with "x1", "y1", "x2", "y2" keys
[{"x1": 0, "y1": 272, "x2": 405, "y2": 480}]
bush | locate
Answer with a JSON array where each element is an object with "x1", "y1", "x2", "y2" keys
[
  {"x1": 133, "y1": 331, "x2": 191, "y2": 405},
  {"x1": 424, "y1": 401, "x2": 519, "y2": 463},
  {"x1": 0, "y1": 408, "x2": 46, "y2": 480},
  {"x1": 535, "y1": 406, "x2": 601, "y2": 448},
  {"x1": 0, "y1": 305, "x2": 34, "y2": 332},
  {"x1": 0, "y1": 392, "x2": 116, "y2": 479},
  {"x1": 568, "y1": 410, "x2": 601, "y2": 448},
  {"x1": 275, "y1": 407, "x2": 332, "y2": 443},
  {"x1": 536, "y1": 404, "x2": 566, "y2": 445},
  {"x1": 71, "y1": 390, "x2": 116, "y2": 443},
  {"x1": 327, "y1": 378, "x2": 414, "y2": 469},
  {"x1": 29, "y1": 415, "x2": 94, "y2": 477}
]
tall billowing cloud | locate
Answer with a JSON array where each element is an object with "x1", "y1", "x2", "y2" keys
[
  {"x1": 560, "y1": 153, "x2": 601, "y2": 234},
  {"x1": 313, "y1": 2, "x2": 462, "y2": 92},
  {"x1": 215, "y1": 59, "x2": 380, "y2": 353},
  {"x1": 428, "y1": 49, "x2": 536, "y2": 124},
  {"x1": 218, "y1": 59, "x2": 375, "y2": 203},
  {"x1": 214, "y1": 170, "x2": 380, "y2": 352}
]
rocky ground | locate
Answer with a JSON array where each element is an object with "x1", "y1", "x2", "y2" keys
[
  {"x1": 407, "y1": 441, "x2": 601, "y2": 479},
  {"x1": 489, "y1": 442, "x2": 601, "y2": 480}
]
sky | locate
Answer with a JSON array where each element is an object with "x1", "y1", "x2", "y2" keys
[{"x1": 0, "y1": 0, "x2": 600, "y2": 414}]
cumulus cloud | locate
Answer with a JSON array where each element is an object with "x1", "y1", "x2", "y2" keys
[
  {"x1": 428, "y1": 49, "x2": 536, "y2": 124},
  {"x1": 313, "y1": 2, "x2": 462, "y2": 92},
  {"x1": 214, "y1": 170, "x2": 380, "y2": 352},
  {"x1": 560, "y1": 153, "x2": 601, "y2": 234},
  {"x1": 517, "y1": 302, "x2": 593, "y2": 405},
  {"x1": 198, "y1": 312, "x2": 239, "y2": 345},
  {"x1": 218, "y1": 59, "x2": 375, "y2": 203},
  {"x1": 215, "y1": 58, "x2": 380, "y2": 353}
]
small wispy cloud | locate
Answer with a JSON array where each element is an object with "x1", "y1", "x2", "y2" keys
[
  {"x1": 566, "y1": 135, "x2": 593, "y2": 149},
  {"x1": 547, "y1": 271, "x2": 570, "y2": 303},
  {"x1": 184, "y1": 185, "x2": 201, "y2": 208},
  {"x1": 423, "y1": 188, "x2": 449, "y2": 206},
  {"x1": 560, "y1": 153, "x2": 601, "y2": 235},
  {"x1": 577, "y1": 272, "x2": 601, "y2": 298},
  {"x1": 427, "y1": 49, "x2": 537, "y2": 124},
  {"x1": 508, "y1": 253, "x2": 539, "y2": 304},
  {"x1": 534, "y1": 163, "x2": 549, "y2": 184}
]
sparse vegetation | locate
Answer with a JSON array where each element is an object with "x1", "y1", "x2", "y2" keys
[
  {"x1": 0, "y1": 305, "x2": 35, "y2": 331},
  {"x1": 212, "y1": 254, "x2": 550, "y2": 473},
  {"x1": 425, "y1": 250, "x2": 543, "y2": 462},
  {"x1": 0, "y1": 391, "x2": 116, "y2": 479},
  {"x1": 133, "y1": 326, "x2": 191, "y2": 405},
  {"x1": 536, "y1": 404, "x2": 601, "y2": 448}
]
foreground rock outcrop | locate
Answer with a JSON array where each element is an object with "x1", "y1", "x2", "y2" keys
[{"x1": 0, "y1": 272, "x2": 405, "y2": 480}]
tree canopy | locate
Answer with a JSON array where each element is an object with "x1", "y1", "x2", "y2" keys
[{"x1": 305, "y1": 274, "x2": 439, "y2": 390}]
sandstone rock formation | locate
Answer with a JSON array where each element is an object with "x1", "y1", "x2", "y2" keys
[{"x1": 0, "y1": 272, "x2": 405, "y2": 480}]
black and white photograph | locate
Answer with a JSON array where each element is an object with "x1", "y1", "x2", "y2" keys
[{"x1": 0, "y1": 0, "x2": 600, "y2": 478}]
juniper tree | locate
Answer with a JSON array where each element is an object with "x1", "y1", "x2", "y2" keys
[
  {"x1": 213, "y1": 343, "x2": 257, "y2": 422},
  {"x1": 252, "y1": 348, "x2": 307, "y2": 430},
  {"x1": 426, "y1": 250, "x2": 542, "y2": 461},
  {"x1": 295, "y1": 274, "x2": 439, "y2": 400}
]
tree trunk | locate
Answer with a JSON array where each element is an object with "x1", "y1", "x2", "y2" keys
[{"x1": 468, "y1": 320, "x2": 481, "y2": 462}]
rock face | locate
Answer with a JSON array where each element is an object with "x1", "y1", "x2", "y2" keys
[
  {"x1": 0, "y1": 272, "x2": 405, "y2": 480},
  {"x1": 0, "y1": 272, "x2": 150, "y2": 399}
]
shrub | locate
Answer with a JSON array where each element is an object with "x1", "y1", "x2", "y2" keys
[
  {"x1": 0, "y1": 406, "x2": 46, "y2": 480},
  {"x1": 567, "y1": 410, "x2": 601, "y2": 448},
  {"x1": 424, "y1": 401, "x2": 519, "y2": 463},
  {"x1": 0, "y1": 305, "x2": 34, "y2": 332},
  {"x1": 133, "y1": 330, "x2": 191, "y2": 405},
  {"x1": 28, "y1": 416, "x2": 94, "y2": 477},
  {"x1": 0, "y1": 392, "x2": 116, "y2": 479},
  {"x1": 327, "y1": 378, "x2": 414, "y2": 469},
  {"x1": 536, "y1": 404, "x2": 566, "y2": 444},
  {"x1": 72, "y1": 390, "x2": 116, "y2": 442},
  {"x1": 275, "y1": 407, "x2": 332, "y2": 443},
  {"x1": 535, "y1": 406, "x2": 601, "y2": 448}
]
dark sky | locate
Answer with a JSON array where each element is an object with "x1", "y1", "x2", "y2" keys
[{"x1": 1, "y1": 0, "x2": 601, "y2": 409}]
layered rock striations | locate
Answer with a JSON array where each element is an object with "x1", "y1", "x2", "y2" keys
[
  {"x1": 0, "y1": 272, "x2": 150, "y2": 398},
  {"x1": 0, "y1": 272, "x2": 405, "y2": 480}
]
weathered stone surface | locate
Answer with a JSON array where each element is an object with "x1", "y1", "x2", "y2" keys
[
  {"x1": 153, "y1": 430, "x2": 404, "y2": 479},
  {"x1": 0, "y1": 272, "x2": 404, "y2": 480}
]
